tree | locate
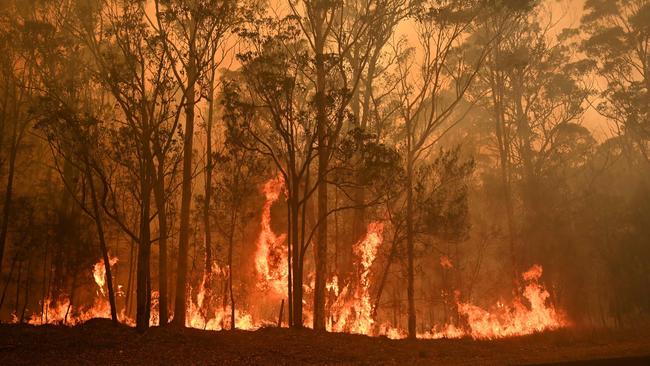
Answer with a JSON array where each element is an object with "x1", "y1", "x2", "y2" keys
[
  {"x1": 580, "y1": 0, "x2": 650, "y2": 163},
  {"x1": 224, "y1": 15, "x2": 318, "y2": 326},
  {"x1": 393, "y1": 0, "x2": 520, "y2": 338},
  {"x1": 63, "y1": 0, "x2": 181, "y2": 331},
  {"x1": 151, "y1": 0, "x2": 238, "y2": 327}
]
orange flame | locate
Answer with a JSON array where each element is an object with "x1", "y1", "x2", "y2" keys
[
  {"x1": 26, "y1": 257, "x2": 118, "y2": 325},
  {"x1": 93, "y1": 255, "x2": 118, "y2": 296},
  {"x1": 19, "y1": 177, "x2": 568, "y2": 340},
  {"x1": 418, "y1": 265, "x2": 567, "y2": 339},
  {"x1": 328, "y1": 222, "x2": 384, "y2": 335},
  {"x1": 254, "y1": 174, "x2": 288, "y2": 297}
]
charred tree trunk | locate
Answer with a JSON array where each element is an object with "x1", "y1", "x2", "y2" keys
[
  {"x1": 286, "y1": 188, "x2": 293, "y2": 327},
  {"x1": 136, "y1": 115, "x2": 154, "y2": 331},
  {"x1": 0, "y1": 136, "x2": 17, "y2": 277},
  {"x1": 136, "y1": 180, "x2": 152, "y2": 332},
  {"x1": 153, "y1": 171, "x2": 168, "y2": 326},
  {"x1": 290, "y1": 176, "x2": 303, "y2": 327},
  {"x1": 227, "y1": 209, "x2": 237, "y2": 329},
  {"x1": 173, "y1": 29, "x2": 197, "y2": 327},
  {"x1": 0, "y1": 252, "x2": 18, "y2": 310},
  {"x1": 202, "y1": 62, "x2": 216, "y2": 321},
  {"x1": 14, "y1": 259, "x2": 22, "y2": 318},
  {"x1": 19, "y1": 256, "x2": 31, "y2": 323},
  {"x1": 490, "y1": 59, "x2": 518, "y2": 288},
  {"x1": 406, "y1": 148, "x2": 416, "y2": 339},
  {"x1": 313, "y1": 41, "x2": 328, "y2": 332},
  {"x1": 86, "y1": 163, "x2": 118, "y2": 323}
]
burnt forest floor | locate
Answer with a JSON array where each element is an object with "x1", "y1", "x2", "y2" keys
[{"x1": 1, "y1": 319, "x2": 650, "y2": 365}]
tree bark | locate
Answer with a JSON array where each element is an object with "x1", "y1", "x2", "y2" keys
[
  {"x1": 313, "y1": 40, "x2": 328, "y2": 332},
  {"x1": 136, "y1": 150, "x2": 153, "y2": 332},
  {"x1": 0, "y1": 129, "x2": 18, "y2": 278},
  {"x1": 172, "y1": 40, "x2": 197, "y2": 327},
  {"x1": 86, "y1": 163, "x2": 118, "y2": 323},
  {"x1": 406, "y1": 149, "x2": 416, "y2": 339},
  {"x1": 153, "y1": 169, "x2": 168, "y2": 325}
]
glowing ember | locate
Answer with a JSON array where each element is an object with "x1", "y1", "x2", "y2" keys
[
  {"x1": 440, "y1": 256, "x2": 453, "y2": 269},
  {"x1": 254, "y1": 174, "x2": 288, "y2": 297}
]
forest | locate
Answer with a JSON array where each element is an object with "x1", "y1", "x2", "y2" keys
[{"x1": 0, "y1": 0, "x2": 649, "y2": 364}]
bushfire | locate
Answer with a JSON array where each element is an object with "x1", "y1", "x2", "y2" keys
[{"x1": 18, "y1": 177, "x2": 567, "y2": 339}]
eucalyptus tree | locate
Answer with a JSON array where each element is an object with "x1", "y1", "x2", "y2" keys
[
  {"x1": 223, "y1": 14, "x2": 318, "y2": 327},
  {"x1": 63, "y1": 0, "x2": 181, "y2": 331},
  {"x1": 580, "y1": 0, "x2": 650, "y2": 163},
  {"x1": 287, "y1": 0, "x2": 400, "y2": 330},
  {"x1": 472, "y1": 5, "x2": 592, "y2": 285},
  {"x1": 150, "y1": 0, "x2": 238, "y2": 327},
  {"x1": 392, "y1": 0, "x2": 532, "y2": 338},
  {"x1": 0, "y1": 1, "x2": 42, "y2": 282}
]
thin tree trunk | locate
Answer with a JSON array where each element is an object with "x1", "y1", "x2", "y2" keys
[
  {"x1": 286, "y1": 185, "x2": 293, "y2": 327},
  {"x1": 19, "y1": 257, "x2": 31, "y2": 323},
  {"x1": 314, "y1": 45, "x2": 328, "y2": 331},
  {"x1": 86, "y1": 163, "x2": 118, "y2": 323},
  {"x1": 490, "y1": 64, "x2": 518, "y2": 288},
  {"x1": 153, "y1": 173, "x2": 168, "y2": 325},
  {"x1": 227, "y1": 210, "x2": 237, "y2": 329},
  {"x1": 173, "y1": 26, "x2": 197, "y2": 327},
  {"x1": 290, "y1": 177, "x2": 302, "y2": 327},
  {"x1": 0, "y1": 252, "x2": 18, "y2": 310},
  {"x1": 14, "y1": 259, "x2": 22, "y2": 317},
  {"x1": 0, "y1": 136, "x2": 18, "y2": 277},
  {"x1": 406, "y1": 149, "x2": 416, "y2": 339},
  {"x1": 202, "y1": 60, "x2": 216, "y2": 320},
  {"x1": 125, "y1": 241, "x2": 136, "y2": 318},
  {"x1": 136, "y1": 114, "x2": 154, "y2": 331},
  {"x1": 136, "y1": 184, "x2": 152, "y2": 332},
  {"x1": 373, "y1": 229, "x2": 399, "y2": 318}
]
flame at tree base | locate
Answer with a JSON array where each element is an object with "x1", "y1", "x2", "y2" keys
[
  {"x1": 18, "y1": 255, "x2": 567, "y2": 340},
  {"x1": 16, "y1": 177, "x2": 568, "y2": 340},
  {"x1": 384, "y1": 264, "x2": 567, "y2": 340}
]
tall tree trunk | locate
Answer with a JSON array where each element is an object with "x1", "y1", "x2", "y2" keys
[
  {"x1": 406, "y1": 149, "x2": 416, "y2": 339},
  {"x1": 286, "y1": 185, "x2": 293, "y2": 327},
  {"x1": 136, "y1": 116, "x2": 154, "y2": 331},
  {"x1": 202, "y1": 62, "x2": 216, "y2": 320},
  {"x1": 313, "y1": 41, "x2": 328, "y2": 331},
  {"x1": 490, "y1": 63, "x2": 518, "y2": 288},
  {"x1": 0, "y1": 134, "x2": 18, "y2": 278},
  {"x1": 136, "y1": 180, "x2": 152, "y2": 332},
  {"x1": 173, "y1": 39, "x2": 197, "y2": 327},
  {"x1": 153, "y1": 169, "x2": 168, "y2": 325},
  {"x1": 0, "y1": 252, "x2": 19, "y2": 310},
  {"x1": 290, "y1": 178, "x2": 302, "y2": 327},
  {"x1": 227, "y1": 209, "x2": 237, "y2": 329}
]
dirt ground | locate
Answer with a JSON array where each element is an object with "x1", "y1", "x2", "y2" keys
[{"x1": 1, "y1": 319, "x2": 649, "y2": 365}]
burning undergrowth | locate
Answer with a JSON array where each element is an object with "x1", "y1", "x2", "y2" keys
[{"x1": 16, "y1": 177, "x2": 568, "y2": 340}]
